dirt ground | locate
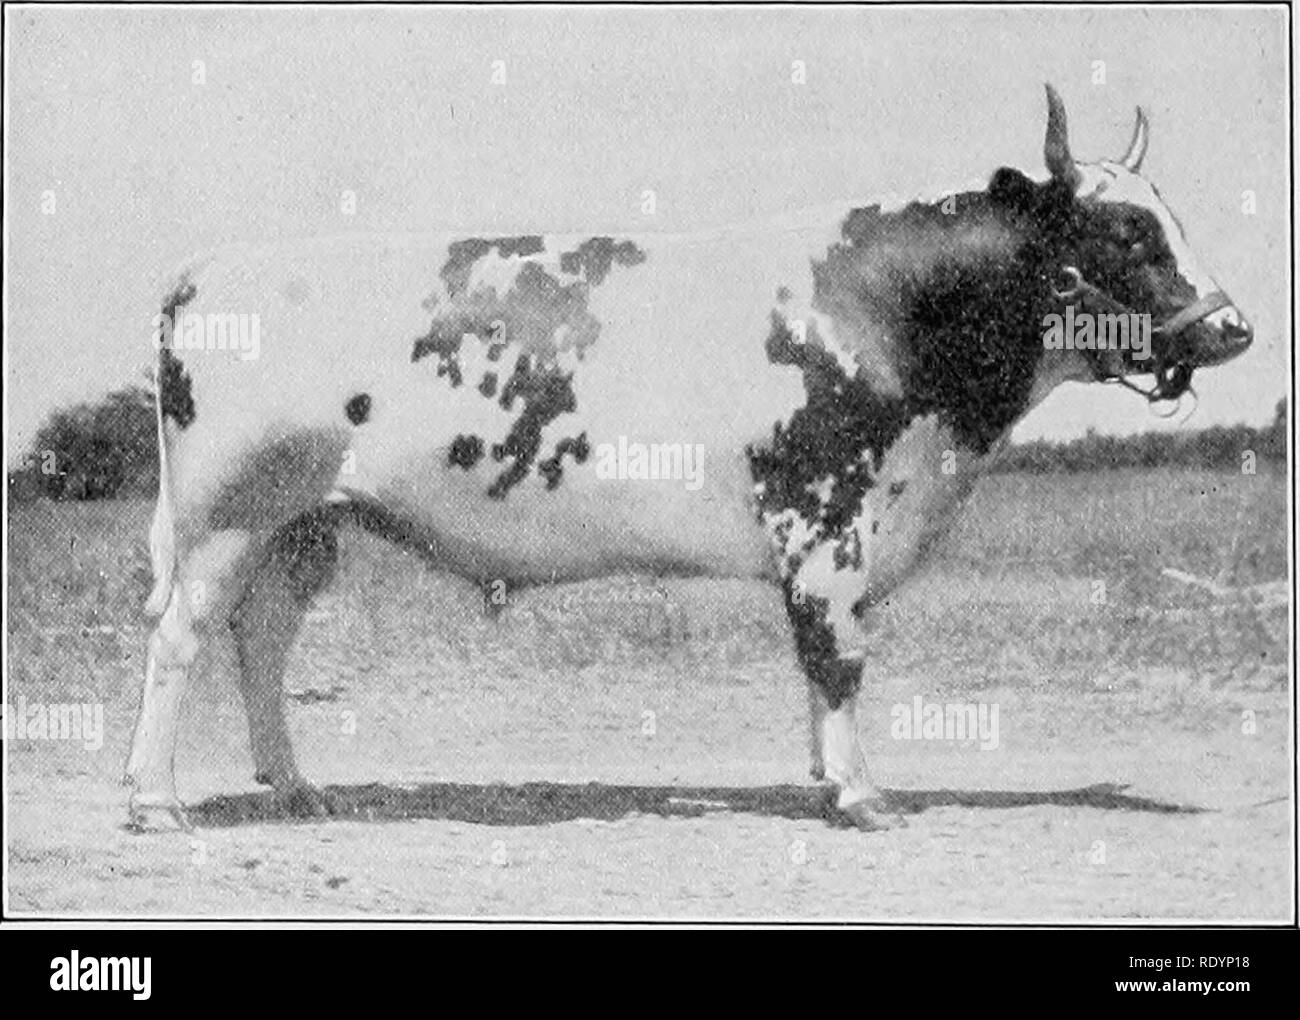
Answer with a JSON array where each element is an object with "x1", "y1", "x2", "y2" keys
[{"x1": 5, "y1": 474, "x2": 1293, "y2": 920}]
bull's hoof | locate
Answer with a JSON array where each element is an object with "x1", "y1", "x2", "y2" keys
[
  {"x1": 125, "y1": 791, "x2": 193, "y2": 834},
  {"x1": 834, "y1": 795, "x2": 906, "y2": 832},
  {"x1": 269, "y1": 778, "x2": 333, "y2": 819}
]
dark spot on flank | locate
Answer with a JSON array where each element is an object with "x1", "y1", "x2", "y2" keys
[
  {"x1": 344, "y1": 393, "x2": 371, "y2": 425},
  {"x1": 558, "y1": 237, "x2": 647, "y2": 285},
  {"x1": 158, "y1": 279, "x2": 198, "y2": 428},
  {"x1": 500, "y1": 262, "x2": 604, "y2": 357},
  {"x1": 440, "y1": 236, "x2": 545, "y2": 297},
  {"x1": 448, "y1": 434, "x2": 485, "y2": 470},
  {"x1": 417, "y1": 260, "x2": 603, "y2": 371},
  {"x1": 537, "y1": 432, "x2": 591, "y2": 490},
  {"x1": 478, "y1": 372, "x2": 498, "y2": 398},
  {"x1": 410, "y1": 321, "x2": 465, "y2": 386},
  {"x1": 488, "y1": 355, "x2": 577, "y2": 499},
  {"x1": 776, "y1": 286, "x2": 792, "y2": 302}
]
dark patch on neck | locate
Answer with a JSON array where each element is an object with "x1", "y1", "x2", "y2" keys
[
  {"x1": 440, "y1": 236, "x2": 545, "y2": 297},
  {"x1": 751, "y1": 175, "x2": 1066, "y2": 540},
  {"x1": 488, "y1": 355, "x2": 577, "y2": 499},
  {"x1": 893, "y1": 259, "x2": 1050, "y2": 452},
  {"x1": 344, "y1": 393, "x2": 371, "y2": 425},
  {"x1": 832, "y1": 192, "x2": 1052, "y2": 452},
  {"x1": 558, "y1": 237, "x2": 647, "y2": 285},
  {"x1": 158, "y1": 279, "x2": 198, "y2": 428}
]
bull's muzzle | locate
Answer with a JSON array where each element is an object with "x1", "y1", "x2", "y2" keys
[{"x1": 1190, "y1": 303, "x2": 1254, "y2": 366}]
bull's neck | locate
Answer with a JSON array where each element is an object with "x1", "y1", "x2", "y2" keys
[{"x1": 815, "y1": 191, "x2": 1051, "y2": 455}]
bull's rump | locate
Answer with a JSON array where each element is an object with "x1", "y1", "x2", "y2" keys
[{"x1": 160, "y1": 222, "x2": 840, "y2": 580}]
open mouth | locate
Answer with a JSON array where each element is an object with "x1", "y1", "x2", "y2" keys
[
  {"x1": 1120, "y1": 319, "x2": 1250, "y2": 403},
  {"x1": 1145, "y1": 358, "x2": 1196, "y2": 402},
  {"x1": 1094, "y1": 346, "x2": 1195, "y2": 403}
]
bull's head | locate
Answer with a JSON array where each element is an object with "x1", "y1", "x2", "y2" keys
[{"x1": 993, "y1": 85, "x2": 1253, "y2": 402}]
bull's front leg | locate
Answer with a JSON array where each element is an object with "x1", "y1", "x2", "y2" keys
[{"x1": 780, "y1": 529, "x2": 905, "y2": 832}]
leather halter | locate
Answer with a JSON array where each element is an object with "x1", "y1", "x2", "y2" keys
[{"x1": 1051, "y1": 265, "x2": 1231, "y2": 403}]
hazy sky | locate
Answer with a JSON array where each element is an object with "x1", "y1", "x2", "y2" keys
[{"x1": 5, "y1": 5, "x2": 1289, "y2": 460}]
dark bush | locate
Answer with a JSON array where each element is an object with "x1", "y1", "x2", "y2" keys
[
  {"x1": 994, "y1": 399, "x2": 1286, "y2": 474},
  {"x1": 8, "y1": 386, "x2": 158, "y2": 502}
]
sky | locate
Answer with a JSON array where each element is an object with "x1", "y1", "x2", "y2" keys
[{"x1": 4, "y1": 5, "x2": 1290, "y2": 461}]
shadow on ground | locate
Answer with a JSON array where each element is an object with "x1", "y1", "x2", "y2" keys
[{"x1": 186, "y1": 781, "x2": 1204, "y2": 828}]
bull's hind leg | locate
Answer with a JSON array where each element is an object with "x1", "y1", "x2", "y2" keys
[
  {"x1": 126, "y1": 529, "x2": 257, "y2": 831},
  {"x1": 806, "y1": 681, "x2": 828, "y2": 780},
  {"x1": 783, "y1": 542, "x2": 905, "y2": 832},
  {"x1": 228, "y1": 509, "x2": 342, "y2": 817}
]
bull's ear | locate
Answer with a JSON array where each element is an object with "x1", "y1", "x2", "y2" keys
[{"x1": 988, "y1": 167, "x2": 1036, "y2": 211}]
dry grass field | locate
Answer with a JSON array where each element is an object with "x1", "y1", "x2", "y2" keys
[{"x1": 4, "y1": 468, "x2": 1291, "y2": 919}]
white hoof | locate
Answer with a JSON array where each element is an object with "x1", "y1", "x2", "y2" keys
[{"x1": 125, "y1": 785, "x2": 193, "y2": 833}]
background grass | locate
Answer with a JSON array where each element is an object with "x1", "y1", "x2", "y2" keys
[{"x1": 7, "y1": 466, "x2": 1288, "y2": 713}]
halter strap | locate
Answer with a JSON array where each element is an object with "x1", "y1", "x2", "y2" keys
[
  {"x1": 1153, "y1": 289, "x2": 1231, "y2": 335},
  {"x1": 1052, "y1": 265, "x2": 1228, "y2": 336},
  {"x1": 1050, "y1": 265, "x2": 1220, "y2": 403}
]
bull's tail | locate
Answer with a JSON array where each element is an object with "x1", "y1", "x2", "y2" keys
[{"x1": 145, "y1": 350, "x2": 177, "y2": 617}]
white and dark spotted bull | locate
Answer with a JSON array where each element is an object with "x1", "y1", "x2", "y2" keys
[{"x1": 126, "y1": 86, "x2": 1253, "y2": 831}]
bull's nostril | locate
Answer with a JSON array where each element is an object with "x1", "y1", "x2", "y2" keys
[{"x1": 1217, "y1": 307, "x2": 1253, "y2": 347}]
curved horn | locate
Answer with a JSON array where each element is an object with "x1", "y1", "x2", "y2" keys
[
  {"x1": 1044, "y1": 83, "x2": 1079, "y2": 186},
  {"x1": 1121, "y1": 106, "x2": 1149, "y2": 171}
]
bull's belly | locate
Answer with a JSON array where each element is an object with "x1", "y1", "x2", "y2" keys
[{"x1": 362, "y1": 444, "x2": 775, "y2": 584}]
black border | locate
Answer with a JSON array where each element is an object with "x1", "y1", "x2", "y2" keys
[{"x1": 1, "y1": 0, "x2": 1294, "y2": 931}]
